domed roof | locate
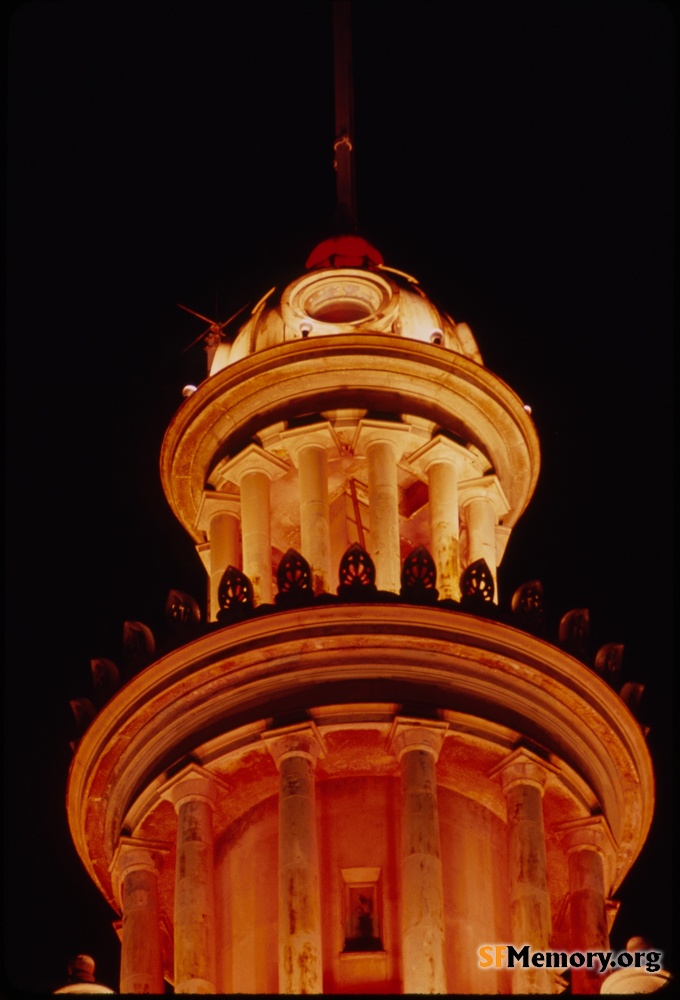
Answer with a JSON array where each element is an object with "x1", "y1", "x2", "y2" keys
[{"x1": 208, "y1": 236, "x2": 483, "y2": 376}]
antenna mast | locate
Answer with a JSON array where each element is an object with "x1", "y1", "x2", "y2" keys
[{"x1": 333, "y1": 0, "x2": 357, "y2": 232}]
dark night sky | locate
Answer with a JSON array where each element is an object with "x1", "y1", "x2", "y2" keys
[{"x1": 5, "y1": 1, "x2": 674, "y2": 993}]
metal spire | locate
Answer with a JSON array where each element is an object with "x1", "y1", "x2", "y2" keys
[{"x1": 333, "y1": 0, "x2": 357, "y2": 232}]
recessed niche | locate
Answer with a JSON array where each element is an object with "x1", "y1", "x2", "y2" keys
[{"x1": 341, "y1": 867, "x2": 384, "y2": 953}]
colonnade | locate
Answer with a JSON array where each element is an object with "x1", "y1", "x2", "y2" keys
[
  {"x1": 202, "y1": 421, "x2": 510, "y2": 618},
  {"x1": 111, "y1": 738, "x2": 614, "y2": 994}
]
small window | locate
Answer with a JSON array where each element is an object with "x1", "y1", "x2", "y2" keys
[{"x1": 341, "y1": 868, "x2": 383, "y2": 953}]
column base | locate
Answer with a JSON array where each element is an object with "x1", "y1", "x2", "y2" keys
[{"x1": 175, "y1": 977, "x2": 216, "y2": 994}]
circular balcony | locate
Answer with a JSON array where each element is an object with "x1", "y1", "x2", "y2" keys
[{"x1": 67, "y1": 603, "x2": 653, "y2": 917}]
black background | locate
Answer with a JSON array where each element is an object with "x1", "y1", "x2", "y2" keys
[{"x1": 6, "y1": 1, "x2": 673, "y2": 993}]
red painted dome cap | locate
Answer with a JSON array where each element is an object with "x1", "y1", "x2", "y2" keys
[{"x1": 305, "y1": 234, "x2": 384, "y2": 270}]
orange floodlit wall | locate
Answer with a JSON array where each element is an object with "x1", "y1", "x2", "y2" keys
[{"x1": 214, "y1": 773, "x2": 515, "y2": 994}]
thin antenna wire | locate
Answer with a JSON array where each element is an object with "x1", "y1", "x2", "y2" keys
[{"x1": 333, "y1": 0, "x2": 357, "y2": 232}]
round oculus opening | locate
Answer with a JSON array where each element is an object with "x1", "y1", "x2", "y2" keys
[
  {"x1": 304, "y1": 278, "x2": 384, "y2": 325},
  {"x1": 311, "y1": 299, "x2": 373, "y2": 323}
]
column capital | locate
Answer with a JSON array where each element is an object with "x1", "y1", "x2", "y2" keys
[
  {"x1": 110, "y1": 836, "x2": 169, "y2": 902},
  {"x1": 556, "y1": 814, "x2": 618, "y2": 856},
  {"x1": 211, "y1": 443, "x2": 289, "y2": 491},
  {"x1": 458, "y1": 475, "x2": 510, "y2": 518},
  {"x1": 352, "y1": 418, "x2": 411, "y2": 459},
  {"x1": 406, "y1": 434, "x2": 479, "y2": 479},
  {"x1": 388, "y1": 717, "x2": 448, "y2": 761},
  {"x1": 280, "y1": 422, "x2": 340, "y2": 467},
  {"x1": 261, "y1": 721, "x2": 326, "y2": 767},
  {"x1": 195, "y1": 491, "x2": 241, "y2": 534},
  {"x1": 489, "y1": 747, "x2": 558, "y2": 793},
  {"x1": 158, "y1": 763, "x2": 219, "y2": 812}
]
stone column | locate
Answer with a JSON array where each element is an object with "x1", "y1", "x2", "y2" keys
[
  {"x1": 160, "y1": 766, "x2": 218, "y2": 994},
  {"x1": 111, "y1": 839, "x2": 167, "y2": 994},
  {"x1": 212, "y1": 444, "x2": 289, "y2": 606},
  {"x1": 263, "y1": 724, "x2": 325, "y2": 994},
  {"x1": 353, "y1": 420, "x2": 411, "y2": 594},
  {"x1": 459, "y1": 476, "x2": 509, "y2": 603},
  {"x1": 493, "y1": 751, "x2": 554, "y2": 995},
  {"x1": 559, "y1": 817, "x2": 615, "y2": 995},
  {"x1": 282, "y1": 425, "x2": 337, "y2": 595},
  {"x1": 241, "y1": 469, "x2": 275, "y2": 605},
  {"x1": 196, "y1": 493, "x2": 241, "y2": 621},
  {"x1": 408, "y1": 436, "x2": 473, "y2": 602},
  {"x1": 390, "y1": 719, "x2": 448, "y2": 994}
]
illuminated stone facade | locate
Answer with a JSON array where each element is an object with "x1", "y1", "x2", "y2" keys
[{"x1": 67, "y1": 245, "x2": 654, "y2": 993}]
